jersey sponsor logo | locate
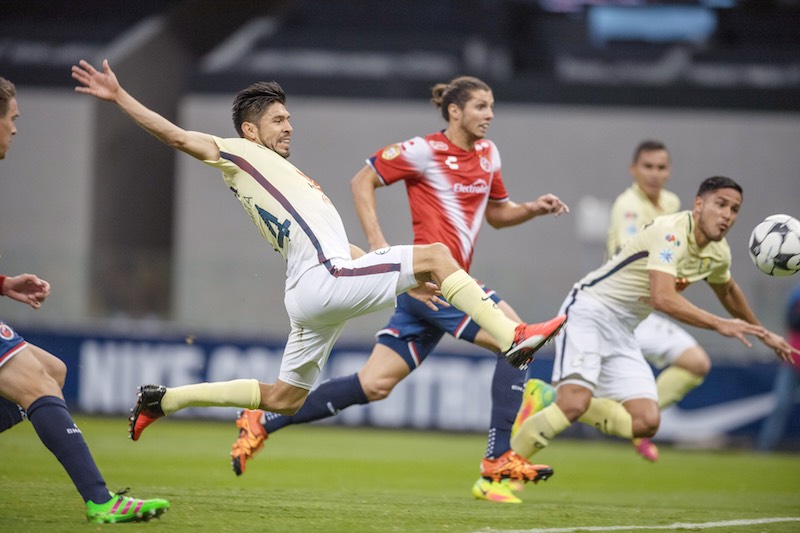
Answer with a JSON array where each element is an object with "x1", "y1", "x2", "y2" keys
[
  {"x1": 624, "y1": 211, "x2": 637, "y2": 220},
  {"x1": 658, "y1": 249, "x2": 675, "y2": 264},
  {"x1": 479, "y1": 156, "x2": 492, "y2": 172},
  {"x1": 453, "y1": 179, "x2": 490, "y2": 194},
  {"x1": 664, "y1": 233, "x2": 681, "y2": 247},
  {"x1": 428, "y1": 140, "x2": 448, "y2": 151},
  {"x1": 381, "y1": 144, "x2": 402, "y2": 160},
  {"x1": 0, "y1": 322, "x2": 15, "y2": 341}
]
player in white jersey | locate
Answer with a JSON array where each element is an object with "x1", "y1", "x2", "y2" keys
[
  {"x1": 227, "y1": 76, "x2": 569, "y2": 503},
  {"x1": 508, "y1": 176, "x2": 797, "y2": 462},
  {"x1": 607, "y1": 140, "x2": 711, "y2": 462},
  {"x1": 71, "y1": 61, "x2": 567, "y2": 450}
]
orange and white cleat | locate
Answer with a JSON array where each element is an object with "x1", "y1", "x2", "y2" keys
[
  {"x1": 231, "y1": 409, "x2": 268, "y2": 476},
  {"x1": 504, "y1": 315, "x2": 567, "y2": 370},
  {"x1": 480, "y1": 449, "x2": 554, "y2": 483}
]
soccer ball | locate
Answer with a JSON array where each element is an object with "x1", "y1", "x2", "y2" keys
[{"x1": 748, "y1": 214, "x2": 800, "y2": 276}]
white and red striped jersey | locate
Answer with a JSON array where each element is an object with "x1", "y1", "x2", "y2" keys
[{"x1": 367, "y1": 131, "x2": 509, "y2": 272}]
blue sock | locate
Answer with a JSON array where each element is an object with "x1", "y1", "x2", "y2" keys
[
  {"x1": 0, "y1": 396, "x2": 25, "y2": 432},
  {"x1": 485, "y1": 357, "x2": 525, "y2": 459},
  {"x1": 264, "y1": 373, "x2": 368, "y2": 433},
  {"x1": 27, "y1": 396, "x2": 109, "y2": 504}
]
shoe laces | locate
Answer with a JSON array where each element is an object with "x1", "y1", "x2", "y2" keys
[{"x1": 112, "y1": 488, "x2": 131, "y2": 499}]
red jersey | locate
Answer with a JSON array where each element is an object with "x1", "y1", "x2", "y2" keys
[{"x1": 367, "y1": 131, "x2": 509, "y2": 271}]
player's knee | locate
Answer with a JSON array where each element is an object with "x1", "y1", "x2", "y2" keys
[
  {"x1": 676, "y1": 346, "x2": 712, "y2": 377},
  {"x1": 360, "y1": 377, "x2": 396, "y2": 402},
  {"x1": 555, "y1": 395, "x2": 591, "y2": 423},
  {"x1": 421, "y1": 242, "x2": 456, "y2": 269},
  {"x1": 632, "y1": 411, "x2": 661, "y2": 438},
  {"x1": 49, "y1": 358, "x2": 67, "y2": 388}
]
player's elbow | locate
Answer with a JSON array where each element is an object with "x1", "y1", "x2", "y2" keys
[{"x1": 650, "y1": 293, "x2": 674, "y2": 314}]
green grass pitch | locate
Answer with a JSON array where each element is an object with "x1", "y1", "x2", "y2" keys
[{"x1": 0, "y1": 415, "x2": 798, "y2": 532}]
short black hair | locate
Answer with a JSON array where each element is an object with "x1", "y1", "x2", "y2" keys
[
  {"x1": 231, "y1": 81, "x2": 286, "y2": 137},
  {"x1": 632, "y1": 140, "x2": 668, "y2": 163},
  {"x1": 696, "y1": 176, "x2": 743, "y2": 197}
]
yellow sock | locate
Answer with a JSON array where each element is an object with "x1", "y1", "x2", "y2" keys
[
  {"x1": 657, "y1": 366, "x2": 704, "y2": 409},
  {"x1": 510, "y1": 403, "x2": 571, "y2": 458},
  {"x1": 439, "y1": 270, "x2": 518, "y2": 351},
  {"x1": 578, "y1": 397, "x2": 633, "y2": 439},
  {"x1": 161, "y1": 379, "x2": 261, "y2": 415}
]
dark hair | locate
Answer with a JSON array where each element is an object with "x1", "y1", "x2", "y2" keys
[
  {"x1": 430, "y1": 76, "x2": 491, "y2": 121},
  {"x1": 632, "y1": 139, "x2": 668, "y2": 163},
  {"x1": 231, "y1": 81, "x2": 286, "y2": 137},
  {"x1": 696, "y1": 176, "x2": 743, "y2": 197},
  {"x1": 0, "y1": 77, "x2": 16, "y2": 118}
]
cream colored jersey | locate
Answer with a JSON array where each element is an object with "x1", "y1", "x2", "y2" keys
[
  {"x1": 204, "y1": 136, "x2": 351, "y2": 289},
  {"x1": 607, "y1": 184, "x2": 681, "y2": 258},
  {"x1": 580, "y1": 211, "x2": 731, "y2": 322}
]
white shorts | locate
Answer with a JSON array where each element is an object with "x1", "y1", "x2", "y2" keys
[
  {"x1": 635, "y1": 313, "x2": 698, "y2": 369},
  {"x1": 553, "y1": 291, "x2": 657, "y2": 403},
  {"x1": 281, "y1": 245, "x2": 418, "y2": 389}
]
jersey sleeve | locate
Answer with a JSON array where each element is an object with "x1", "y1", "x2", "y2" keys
[
  {"x1": 645, "y1": 220, "x2": 687, "y2": 277},
  {"x1": 203, "y1": 136, "x2": 240, "y2": 174},
  {"x1": 367, "y1": 137, "x2": 427, "y2": 186},
  {"x1": 487, "y1": 141, "x2": 508, "y2": 202}
]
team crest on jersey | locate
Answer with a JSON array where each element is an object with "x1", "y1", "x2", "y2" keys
[
  {"x1": 0, "y1": 322, "x2": 15, "y2": 340},
  {"x1": 479, "y1": 157, "x2": 492, "y2": 172},
  {"x1": 428, "y1": 140, "x2": 448, "y2": 151},
  {"x1": 664, "y1": 233, "x2": 681, "y2": 247},
  {"x1": 659, "y1": 249, "x2": 675, "y2": 264},
  {"x1": 381, "y1": 144, "x2": 402, "y2": 160},
  {"x1": 624, "y1": 211, "x2": 637, "y2": 220}
]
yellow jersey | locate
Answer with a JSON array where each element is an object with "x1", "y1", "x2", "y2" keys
[
  {"x1": 607, "y1": 183, "x2": 681, "y2": 258},
  {"x1": 581, "y1": 211, "x2": 731, "y2": 322}
]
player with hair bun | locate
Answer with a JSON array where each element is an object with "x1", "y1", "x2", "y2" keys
[
  {"x1": 230, "y1": 75, "x2": 570, "y2": 504},
  {"x1": 71, "y1": 61, "x2": 567, "y2": 489}
]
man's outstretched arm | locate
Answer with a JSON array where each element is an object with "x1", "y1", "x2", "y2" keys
[{"x1": 72, "y1": 59, "x2": 219, "y2": 162}]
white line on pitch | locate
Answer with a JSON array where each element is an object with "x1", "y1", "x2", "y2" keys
[{"x1": 475, "y1": 516, "x2": 800, "y2": 533}]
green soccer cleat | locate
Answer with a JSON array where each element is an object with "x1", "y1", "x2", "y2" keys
[
  {"x1": 511, "y1": 378, "x2": 556, "y2": 437},
  {"x1": 471, "y1": 477, "x2": 522, "y2": 504},
  {"x1": 86, "y1": 489, "x2": 170, "y2": 524}
]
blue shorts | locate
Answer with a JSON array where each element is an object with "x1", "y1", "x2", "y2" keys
[
  {"x1": 0, "y1": 320, "x2": 27, "y2": 370},
  {"x1": 376, "y1": 286, "x2": 502, "y2": 370}
]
